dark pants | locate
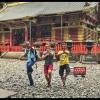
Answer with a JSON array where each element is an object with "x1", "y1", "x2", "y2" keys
[
  {"x1": 27, "y1": 61, "x2": 34, "y2": 85},
  {"x1": 27, "y1": 72, "x2": 33, "y2": 85},
  {"x1": 59, "y1": 64, "x2": 70, "y2": 76}
]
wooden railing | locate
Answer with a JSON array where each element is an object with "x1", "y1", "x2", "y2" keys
[
  {"x1": 0, "y1": 45, "x2": 22, "y2": 52},
  {"x1": 0, "y1": 43, "x2": 100, "y2": 55}
]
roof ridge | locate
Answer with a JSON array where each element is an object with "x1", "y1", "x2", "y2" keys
[{"x1": 7, "y1": 2, "x2": 30, "y2": 7}]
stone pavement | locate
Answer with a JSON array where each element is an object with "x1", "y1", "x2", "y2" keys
[{"x1": 0, "y1": 59, "x2": 100, "y2": 98}]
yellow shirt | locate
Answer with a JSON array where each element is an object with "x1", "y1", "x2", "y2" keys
[{"x1": 58, "y1": 50, "x2": 69, "y2": 66}]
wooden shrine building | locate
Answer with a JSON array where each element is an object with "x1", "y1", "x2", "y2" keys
[{"x1": 0, "y1": 2, "x2": 99, "y2": 52}]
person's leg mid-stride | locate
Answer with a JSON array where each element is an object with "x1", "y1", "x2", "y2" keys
[
  {"x1": 57, "y1": 43, "x2": 70, "y2": 86},
  {"x1": 27, "y1": 61, "x2": 34, "y2": 86},
  {"x1": 59, "y1": 64, "x2": 70, "y2": 86},
  {"x1": 44, "y1": 64, "x2": 53, "y2": 87},
  {"x1": 42, "y1": 44, "x2": 54, "y2": 88}
]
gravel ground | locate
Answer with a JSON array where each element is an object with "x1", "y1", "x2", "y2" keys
[{"x1": 0, "y1": 58, "x2": 100, "y2": 98}]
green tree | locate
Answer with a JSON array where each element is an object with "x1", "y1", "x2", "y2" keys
[{"x1": 0, "y1": 2, "x2": 6, "y2": 9}]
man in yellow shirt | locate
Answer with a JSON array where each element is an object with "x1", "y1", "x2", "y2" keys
[{"x1": 56, "y1": 42, "x2": 70, "y2": 86}]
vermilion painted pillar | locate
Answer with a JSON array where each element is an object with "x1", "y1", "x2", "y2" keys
[
  {"x1": 25, "y1": 27, "x2": 28, "y2": 42},
  {"x1": 25, "y1": 31, "x2": 28, "y2": 42}
]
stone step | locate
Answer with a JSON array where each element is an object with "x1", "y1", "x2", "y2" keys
[
  {"x1": 0, "y1": 52, "x2": 24, "y2": 59},
  {"x1": 0, "y1": 89, "x2": 17, "y2": 98}
]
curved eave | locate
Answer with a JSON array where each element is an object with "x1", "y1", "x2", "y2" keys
[{"x1": 0, "y1": 2, "x2": 98, "y2": 22}]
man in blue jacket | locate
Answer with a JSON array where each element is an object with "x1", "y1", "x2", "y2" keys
[{"x1": 24, "y1": 41, "x2": 38, "y2": 86}]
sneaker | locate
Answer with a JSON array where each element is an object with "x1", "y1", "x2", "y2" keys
[
  {"x1": 47, "y1": 85, "x2": 51, "y2": 88},
  {"x1": 63, "y1": 80, "x2": 66, "y2": 87},
  {"x1": 63, "y1": 82, "x2": 65, "y2": 87},
  {"x1": 47, "y1": 82, "x2": 51, "y2": 88},
  {"x1": 29, "y1": 83, "x2": 34, "y2": 86}
]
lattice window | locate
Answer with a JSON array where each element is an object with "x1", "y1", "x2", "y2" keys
[
  {"x1": 12, "y1": 28, "x2": 25, "y2": 45},
  {"x1": 41, "y1": 25, "x2": 52, "y2": 38}
]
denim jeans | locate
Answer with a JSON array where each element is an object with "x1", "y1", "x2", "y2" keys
[
  {"x1": 26, "y1": 61, "x2": 35, "y2": 85},
  {"x1": 27, "y1": 72, "x2": 33, "y2": 85}
]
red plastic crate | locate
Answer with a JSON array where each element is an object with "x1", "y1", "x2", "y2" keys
[{"x1": 73, "y1": 67, "x2": 86, "y2": 75}]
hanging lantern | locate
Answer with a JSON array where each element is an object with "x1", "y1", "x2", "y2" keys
[
  {"x1": 34, "y1": 42, "x2": 41, "y2": 48},
  {"x1": 86, "y1": 39, "x2": 94, "y2": 54},
  {"x1": 49, "y1": 41, "x2": 56, "y2": 48},
  {"x1": 66, "y1": 40, "x2": 73, "y2": 51}
]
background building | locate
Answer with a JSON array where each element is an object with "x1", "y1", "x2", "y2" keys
[{"x1": 0, "y1": 2, "x2": 99, "y2": 52}]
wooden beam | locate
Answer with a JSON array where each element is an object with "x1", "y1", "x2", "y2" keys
[
  {"x1": 7, "y1": 2, "x2": 30, "y2": 7},
  {"x1": 0, "y1": 31, "x2": 10, "y2": 33},
  {"x1": 83, "y1": 26, "x2": 97, "y2": 33},
  {"x1": 6, "y1": 20, "x2": 27, "y2": 28},
  {"x1": 52, "y1": 25, "x2": 82, "y2": 29},
  {"x1": 11, "y1": 27, "x2": 26, "y2": 29}
]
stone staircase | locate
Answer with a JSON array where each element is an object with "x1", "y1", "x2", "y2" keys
[{"x1": 0, "y1": 52, "x2": 24, "y2": 59}]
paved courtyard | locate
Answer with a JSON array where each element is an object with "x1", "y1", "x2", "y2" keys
[{"x1": 0, "y1": 58, "x2": 100, "y2": 98}]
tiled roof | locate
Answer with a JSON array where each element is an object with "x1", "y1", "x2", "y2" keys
[{"x1": 0, "y1": 2, "x2": 98, "y2": 21}]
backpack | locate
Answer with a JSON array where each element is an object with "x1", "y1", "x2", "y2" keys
[{"x1": 30, "y1": 48, "x2": 38, "y2": 61}]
